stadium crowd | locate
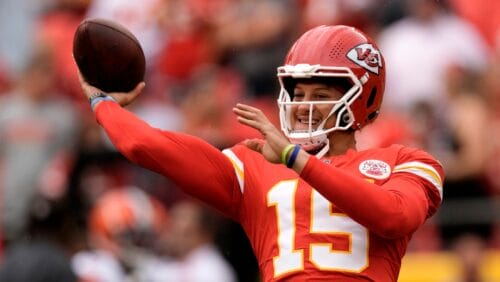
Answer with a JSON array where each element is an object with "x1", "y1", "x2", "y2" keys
[{"x1": 0, "y1": 0, "x2": 498, "y2": 281}]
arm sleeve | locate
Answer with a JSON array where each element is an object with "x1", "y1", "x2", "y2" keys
[
  {"x1": 300, "y1": 152, "x2": 444, "y2": 239},
  {"x1": 95, "y1": 101, "x2": 241, "y2": 219}
]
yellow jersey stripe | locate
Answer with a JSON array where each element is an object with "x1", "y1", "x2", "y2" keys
[
  {"x1": 222, "y1": 149, "x2": 244, "y2": 193},
  {"x1": 393, "y1": 161, "x2": 443, "y2": 200}
]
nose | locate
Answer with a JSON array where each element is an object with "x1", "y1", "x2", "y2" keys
[
  {"x1": 297, "y1": 100, "x2": 313, "y2": 111},
  {"x1": 296, "y1": 92, "x2": 315, "y2": 109},
  {"x1": 295, "y1": 102, "x2": 315, "y2": 116}
]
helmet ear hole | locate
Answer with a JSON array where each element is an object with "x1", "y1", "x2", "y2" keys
[
  {"x1": 366, "y1": 87, "x2": 377, "y2": 108},
  {"x1": 339, "y1": 110, "x2": 352, "y2": 127},
  {"x1": 367, "y1": 110, "x2": 379, "y2": 122}
]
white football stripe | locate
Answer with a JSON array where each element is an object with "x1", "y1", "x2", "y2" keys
[
  {"x1": 222, "y1": 149, "x2": 244, "y2": 193},
  {"x1": 393, "y1": 161, "x2": 443, "y2": 200}
]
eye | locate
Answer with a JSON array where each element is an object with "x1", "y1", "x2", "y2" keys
[
  {"x1": 292, "y1": 92, "x2": 305, "y2": 101},
  {"x1": 315, "y1": 93, "x2": 331, "y2": 100}
]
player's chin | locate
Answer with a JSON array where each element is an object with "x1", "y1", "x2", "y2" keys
[{"x1": 299, "y1": 142, "x2": 318, "y2": 151}]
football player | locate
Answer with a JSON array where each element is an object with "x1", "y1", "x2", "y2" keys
[{"x1": 79, "y1": 25, "x2": 444, "y2": 281}]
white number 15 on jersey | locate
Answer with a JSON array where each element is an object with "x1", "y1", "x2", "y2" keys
[{"x1": 268, "y1": 179, "x2": 369, "y2": 278}]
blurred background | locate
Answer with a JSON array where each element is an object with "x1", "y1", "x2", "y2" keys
[{"x1": 0, "y1": 0, "x2": 498, "y2": 281}]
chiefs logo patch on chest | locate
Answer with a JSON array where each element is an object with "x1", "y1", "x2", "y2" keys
[{"x1": 359, "y1": 159, "x2": 391, "y2": 180}]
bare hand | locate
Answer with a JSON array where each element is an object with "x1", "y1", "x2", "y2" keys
[
  {"x1": 233, "y1": 103, "x2": 291, "y2": 164},
  {"x1": 78, "y1": 71, "x2": 145, "y2": 107}
]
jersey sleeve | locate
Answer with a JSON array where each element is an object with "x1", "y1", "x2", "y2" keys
[
  {"x1": 300, "y1": 146, "x2": 444, "y2": 239},
  {"x1": 95, "y1": 101, "x2": 242, "y2": 219},
  {"x1": 392, "y1": 146, "x2": 444, "y2": 217}
]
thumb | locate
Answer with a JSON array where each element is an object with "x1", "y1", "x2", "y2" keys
[
  {"x1": 126, "y1": 81, "x2": 146, "y2": 101},
  {"x1": 108, "y1": 81, "x2": 146, "y2": 106},
  {"x1": 243, "y1": 139, "x2": 264, "y2": 153},
  {"x1": 133, "y1": 81, "x2": 146, "y2": 94}
]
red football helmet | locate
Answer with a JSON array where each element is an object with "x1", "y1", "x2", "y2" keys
[{"x1": 277, "y1": 25, "x2": 385, "y2": 155}]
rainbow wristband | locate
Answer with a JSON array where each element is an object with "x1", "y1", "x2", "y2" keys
[
  {"x1": 286, "y1": 145, "x2": 300, "y2": 168},
  {"x1": 281, "y1": 144, "x2": 295, "y2": 165}
]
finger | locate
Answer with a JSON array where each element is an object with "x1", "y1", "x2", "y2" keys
[
  {"x1": 107, "y1": 81, "x2": 145, "y2": 106},
  {"x1": 243, "y1": 139, "x2": 263, "y2": 153},
  {"x1": 235, "y1": 103, "x2": 267, "y2": 117},
  {"x1": 233, "y1": 107, "x2": 257, "y2": 120},
  {"x1": 127, "y1": 82, "x2": 145, "y2": 101},
  {"x1": 235, "y1": 103, "x2": 259, "y2": 111},
  {"x1": 78, "y1": 72, "x2": 106, "y2": 100},
  {"x1": 236, "y1": 116, "x2": 261, "y2": 130},
  {"x1": 77, "y1": 71, "x2": 94, "y2": 89},
  {"x1": 77, "y1": 70, "x2": 85, "y2": 84},
  {"x1": 134, "y1": 82, "x2": 146, "y2": 93},
  {"x1": 77, "y1": 71, "x2": 92, "y2": 91},
  {"x1": 233, "y1": 105, "x2": 269, "y2": 123}
]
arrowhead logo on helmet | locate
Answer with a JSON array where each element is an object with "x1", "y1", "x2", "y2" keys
[{"x1": 347, "y1": 43, "x2": 383, "y2": 75}]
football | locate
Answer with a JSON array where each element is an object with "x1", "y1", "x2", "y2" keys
[{"x1": 73, "y1": 18, "x2": 145, "y2": 93}]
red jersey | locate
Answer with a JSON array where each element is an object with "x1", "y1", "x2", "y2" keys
[{"x1": 95, "y1": 101, "x2": 444, "y2": 281}]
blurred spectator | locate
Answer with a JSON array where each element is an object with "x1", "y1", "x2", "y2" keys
[
  {"x1": 435, "y1": 67, "x2": 494, "y2": 249},
  {"x1": 0, "y1": 56, "x2": 11, "y2": 94},
  {"x1": 85, "y1": 0, "x2": 167, "y2": 64},
  {"x1": 413, "y1": 65, "x2": 499, "y2": 282},
  {"x1": 396, "y1": 65, "x2": 496, "y2": 253},
  {"x1": 448, "y1": 0, "x2": 500, "y2": 50},
  {"x1": 0, "y1": 0, "x2": 50, "y2": 76},
  {"x1": 36, "y1": 0, "x2": 92, "y2": 107},
  {"x1": 437, "y1": 67, "x2": 489, "y2": 183},
  {"x1": 132, "y1": 90, "x2": 184, "y2": 135},
  {"x1": 378, "y1": 0, "x2": 489, "y2": 114},
  {"x1": 356, "y1": 110, "x2": 414, "y2": 150},
  {"x1": 178, "y1": 65, "x2": 251, "y2": 148},
  {"x1": 0, "y1": 43, "x2": 80, "y2": 243},
  {"x1": 159, "y1": 200, "x2": 237, "y2": 282},
  {"x1": 447, "y1": 233, "x2": 490, "y2": 282},
  {"x1": 482, "y1": 52, "x2": 500, "y2": 198},
  {"x1": 74, "y1": 186, "x2": 169, "y2": 281},
  {"x1": 0, "y1": 239, "x2": 77, "y2": 282},
  {"x1": 374, "y1": 0, "x2": 408, "y2": 28},
  {"x1": 154, "y1": 0, "x2": 222, "y2": 86},
  {"x1": 299, "y1": 0, "x2": 380, "y2": 35},
  {"x1": 0, "y1": 189, "x2": 83, "y2": 282},
  {"x1": 214, "y1": 0, "x2": 297, "y2": 98}
]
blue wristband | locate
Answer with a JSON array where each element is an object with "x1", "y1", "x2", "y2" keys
[
  {"x1": 89, "y1": 93, "x2": 116, "y2": 110},
  {"x1": 286, "y1": 145, "x2": 300, "y2": 168}
]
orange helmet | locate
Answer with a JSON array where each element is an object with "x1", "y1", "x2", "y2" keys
[{"x1": 88, "y1": 186, "x2": 168, "y2": 249}]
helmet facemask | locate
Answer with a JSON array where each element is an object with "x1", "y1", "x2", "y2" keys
[{"x1": 277, "y1": 64, "x2": 365, "y2": 157}]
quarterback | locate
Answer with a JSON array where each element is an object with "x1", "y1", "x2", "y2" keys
[{"x1": 79, "y1": 25, "x2": 444, "y2": 281}]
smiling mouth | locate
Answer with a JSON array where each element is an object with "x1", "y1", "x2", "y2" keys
[{"x1": 294, "y1": 117, "x2": 321, "y2": 130}]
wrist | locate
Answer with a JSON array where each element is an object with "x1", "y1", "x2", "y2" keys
[
  {"x1": 281, "y1": 144, "x2": 301, "y2": 168},
  {"x1": 281, "y1": 144, "x2": 295, "y2": 165},
  {"x1": 89, "y1": 92, "x2": 117, "y2": 111},
  {"x1": 286, "y1": 145, "x2": 301, "y2": 168}
]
